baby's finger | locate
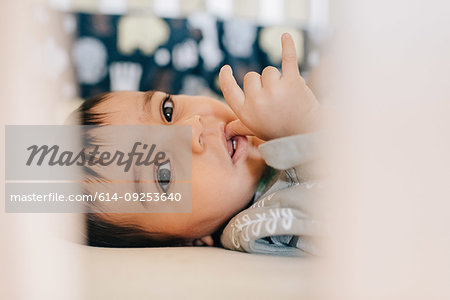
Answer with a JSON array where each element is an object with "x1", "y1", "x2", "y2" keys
[
  {"x1": 200, "y1": 236, "x2": 214, "y2": 246},
  {"x1": 219, "y1": 65, "x2": 245, "y2": 115},
  {"x1": 261, "y1": 66, "x2": 281, "y2": 88},
  {"x1": 243, "y1": 71, "x2": 262, "y2": 96},
  {"x1": 225, "y1": 119, "x2": 254, "y2": 139},
  {"x1": 194, "y1": 239, "x2": 204, "y2": 246},
  {"x1": 281, "y1": 33, "x2": 300, "y2": 77}
]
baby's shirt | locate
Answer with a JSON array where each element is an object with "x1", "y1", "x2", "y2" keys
[{"x1": 220, "y1": 133, "x2": 324, "y2": 256}]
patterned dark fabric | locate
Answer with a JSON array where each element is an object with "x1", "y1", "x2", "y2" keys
[{"x1": 72, "y1": 13, "x2": 307, "y2": 99}]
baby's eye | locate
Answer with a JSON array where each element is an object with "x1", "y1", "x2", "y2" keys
[
  {"x1": 156, "y1": 160, "x2": 171, "y2": 193},
  {"x1": 162, "y1": 98, "x2": 174, "y2": 122}
]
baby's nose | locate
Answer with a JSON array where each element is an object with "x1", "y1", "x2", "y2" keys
[{"x1": 183, "y1": 115, "x2": 204, "y2": 153}]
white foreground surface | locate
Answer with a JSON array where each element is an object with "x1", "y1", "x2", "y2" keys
[{"x1": 85, "y1": 245, "x2": 318, "y2": 300}]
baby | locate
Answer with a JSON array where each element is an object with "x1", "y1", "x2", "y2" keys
[{"x1": 78, "y1": 33, "x2": 322, "y2": 249}]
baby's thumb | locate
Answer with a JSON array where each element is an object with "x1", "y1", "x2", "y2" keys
[{"x1": 225, "y1": 119, "x2": 254, "y2": 139}]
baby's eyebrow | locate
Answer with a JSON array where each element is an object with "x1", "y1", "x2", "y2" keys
[{"x1": 143, "y1": 90, "x2": 155, "y2": 113}]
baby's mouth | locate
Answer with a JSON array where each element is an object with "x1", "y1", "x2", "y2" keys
[
  {"x1": 227, "y1": 137, "x2": 237, "y2": 158},
  {"x1": 222, "y1": 123, "x2": 249, "y2": 164},
  {"x1": 226, "y1": 135, "x2": 248, "y2": 164}
]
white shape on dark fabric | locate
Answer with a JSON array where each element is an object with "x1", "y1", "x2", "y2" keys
[
  {"x1": 118, "y1": 15, "x2": 169, "y2": 56},
  {"x1": 180, "y1": 75, "x2": 208, "y2": 95},
  {"x1": 72, "y1": 37, "x2": 108, "y2": 84},
  {"x1": 223, "y1": 19, "x2": 257, "y2": 58},
  {"x1": 109, "y1": 62, "x2": 143, "y2": 91},
  {"x1": 187, "y1": 13, "x2": 223, "y2": 71},
  {"x1": 259, "y1": 27, "x2": 304, "y2": 65},
  {"x1": 154, "y1": 48, "x2": 171, "y2": 66},
  {"x1": 172, "y1": 39, "x2": 199, "y2": 71}
]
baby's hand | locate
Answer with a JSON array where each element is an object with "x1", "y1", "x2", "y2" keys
[{"x1": 219, "y1": 33, "x2": 320, "y2": 141}]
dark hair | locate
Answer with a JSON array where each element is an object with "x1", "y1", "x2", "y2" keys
[
  {"x1": 78, "y1": 93, "x2": 188, "y2": 248},
  {"x1": 77, "y1": 92, "x2": 110, "y2": 126},
  {"x1": 86, "y1": 213, "x2": 187, "y2": 247}
]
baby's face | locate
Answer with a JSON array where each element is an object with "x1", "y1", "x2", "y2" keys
[{"x1": 95, "y1": 91, "x2": 266, "y2": 241}]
